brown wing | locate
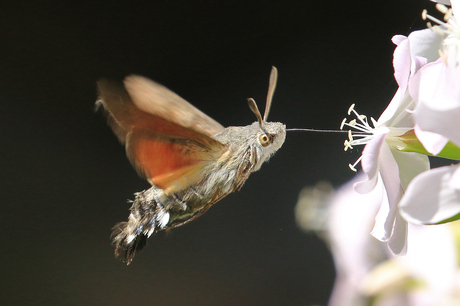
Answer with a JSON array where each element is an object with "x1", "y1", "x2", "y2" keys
[
  {"x1": 124, "y1": 75, "x2": 225, "y2": 137},
  {"x1": 97, "y1": 78, "x2": 227, "y2": 193}
]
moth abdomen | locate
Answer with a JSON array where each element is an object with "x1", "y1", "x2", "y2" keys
[
  {"x1": 111, "y1": 221, "x2": 147, "y2": 264},
  {"x1": 111, "y1": 190, "x2": 170, "y2": 265}
]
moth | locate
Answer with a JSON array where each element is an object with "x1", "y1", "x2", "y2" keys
[{"x1": 97, "y1": 67, "x2": 286, "y2": 264}]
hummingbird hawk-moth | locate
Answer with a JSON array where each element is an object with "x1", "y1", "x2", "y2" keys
[{"x1": 97, "y1": 67, "x2": 286, "y2": 264}]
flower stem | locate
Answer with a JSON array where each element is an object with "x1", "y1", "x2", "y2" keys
[{"x1": 396, "y1": 130, "x2": 460, "y2": 161}]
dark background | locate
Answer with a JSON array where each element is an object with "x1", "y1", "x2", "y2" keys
[{"x1": 1, "y1": 1, "x2": 433, "y2": 305}]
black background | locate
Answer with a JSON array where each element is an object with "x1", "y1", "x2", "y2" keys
[{"x1": 1, "y1": 1, "x2": 433, "y2": 305}]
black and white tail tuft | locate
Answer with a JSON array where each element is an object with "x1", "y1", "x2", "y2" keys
[{"x1": 111, "y1": 190, "x2": 170, "y2": 265}]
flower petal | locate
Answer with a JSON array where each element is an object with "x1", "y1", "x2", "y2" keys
[
  {"x1": 399, "y1": 165, "x2": 460, "y2": 224},
  {"x1": 391, "y1": 148, "x2": 430, "y2": 189},
  {"x1": 392, "y1": 35, "x2": 411, "y2": 89},
  {"x1": 370, "y1": 186, "x2": 390, "y2": 241},
  {"x1": 413, "y1": 59, "x2": 460, "y2": 111},
  {"x1": 414, "y1": 100, "x2": 460, "y2": 148},
  {"x1": 449, "y1": 166, "x2": 460, "y2": 189},
  {"x1": 414, "y1": 124, "x2": 449, "y2": 155},
  {"x1": 453, "y1": 1, "x2": 459, "y2": 17},
  {"x1": 354, "y1": 128, "x2": 389, "y2": 194},
  {"x1": 378, "y1": 91, "x2": 415, "y2": 128},
  {"x1": 412, "y1": 60, "x2": 460, "y2": 147},
  {"x1": 391, "y1": 35, "x2": 406, "y2": 46},
  {"x1": 370, "y1": 143, "x2": 401, "y2": 242},
  {"x1": 407, "y1": 28, "x2": 443, "y2": 63},
  {"x1": 387, "y1": 214, "x2": 407, "y2": 255},
  {"x1": 432, "y1": 0, "x2": 452, "y2": 6}
]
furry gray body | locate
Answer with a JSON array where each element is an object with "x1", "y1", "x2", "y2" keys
[{"x1": 112, "y1": 121, "x2": 286, "y2": 264}]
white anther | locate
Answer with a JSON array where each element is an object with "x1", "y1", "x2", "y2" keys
[{"x1": 348, "y1": 104, "x2": 355, "y2": 115}]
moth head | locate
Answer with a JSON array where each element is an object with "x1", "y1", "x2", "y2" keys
[{"x1": 247, "y1": 67, "x2": 286, "y2": 157}]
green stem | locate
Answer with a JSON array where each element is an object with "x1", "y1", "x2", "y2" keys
[{"x1": 396, "y1": 130, "x2": 460, "y2": 161}]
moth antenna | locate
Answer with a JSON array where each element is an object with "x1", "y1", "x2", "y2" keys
[
  {"x1": 247, "y1": 98, "x2": 264, "y2": 127},
  {"x1": 263, "y1": 66, "x2": 278, "y2": 122}
]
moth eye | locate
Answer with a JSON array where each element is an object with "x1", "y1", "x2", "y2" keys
[{"x1": 259, "y1": 134, "x2": 271, "y2": 147}]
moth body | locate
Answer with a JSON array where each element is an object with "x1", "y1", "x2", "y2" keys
[{"x1": 99, "y1": 67, "x2": 285, "y2": 264}]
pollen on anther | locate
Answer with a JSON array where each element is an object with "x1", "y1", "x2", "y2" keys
[
  {"x1": 349, "y1": 119, "x2": 357, "y2": 126},
  {"x1": 348, "y1": 164, "x2": 357, "y2": 172},
  {"x1": 340, "y1": 118, "x2": 347, "y2": 130},
  {"x1": 348, "y1": 130, "x2": 353, "y2": 142},
  {"x1": 444, "y1": 9, "x2": 452, "y2": 22},
  {"x1": 436, "y1": 3, "x2": 449, "y2": 15},
  {"x1": 343, "y1": 140, "x2": 353, "y2": 151},
  {"x1": 422, "y1": 9, "x2": 428, "y2": 20},
  {"x1": 348, "y1": 104, "x2": 355, "y2": 115}
]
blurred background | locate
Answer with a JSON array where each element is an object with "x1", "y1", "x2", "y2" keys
[{"x1": 0, "y1": 0, "x2": 435, "y2": 305}]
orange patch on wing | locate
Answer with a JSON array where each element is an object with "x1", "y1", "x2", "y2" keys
[{"x1": 131, "y1": 136, "x2": 208, "y2": 192}]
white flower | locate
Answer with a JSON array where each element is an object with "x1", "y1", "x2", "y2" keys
[
  {"x1": 394, "y1": 2, "x2": 460, "y2": 226},
  {"x1": 412, "y1": 2, "x2": 460, "y2": 154},
  {"x1": 296, "y1": 178, "x2": 460, "y2": 306},
  {"x1": 342, "y1": 102, "x2": 429, "y2": 255},
  {"x1": 340, "y1": 34, "x2": 430, "y2": 254}
]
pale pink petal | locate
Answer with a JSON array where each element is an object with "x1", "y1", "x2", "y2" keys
[
  {"x1": 449, "y1": 166, "x2": 460, "y2": 189},
  {"x1": 391, "y1": 35, "x2": 406, "y2": 46},
  {"x1": 377, "y1": 88, "x2": 405, "y2": 125},
  {"x1": 414, "y1": 103, "x2": 460, "y2": 148},
  {"x1": 370, "y1": 143, "x2": 401, "y2": 242},
  {"x1": 414, "y1": 124, "x2": 449, "y2": 155},
  {"x1": 452, "y1": 0, "x2": 459, "y2": 16},
  {"x1": 370, "y1": 184, "x2": 390, "y2": 241},
  {"x1": 354, "y1": 128, "x2": 389, "y2": 194},
  {"x1": 403, "y1": 223, "x2": 457, "y2": 304},
  {"x1": 387, "y1": 214, "x2": 408, "y2": 255},
  {"x1": 327, "y1": 178, "x2": 386, "y2": 306},
  {"x1": 431, "y1": 0, "x2": 452, "y2": 6},
  {"x1": 399, "y1": 165, "x2": 460, "y2": 224},
  {"x1": 409, "y1": 64, "x2": 421, "y2": 103},
  {"x1": 392, "y1": 35, "x2": 411, "y2": 89},
  {"x1": 391, "y1": 33, "x2": 427, "y2": 89},
  {"x1": 391, "y1": 148, "x2": 430, "y2": 189},
  {"x1": 329, "y1": 179, "x2": 383, "y2": 281},
  {"x1": 414, "y1": 59, "x2": 460, "y2": 111},
  {"x1": 378, "y1": 90, "x2": 414, "y2": 128},
  {"x1": 407, "y1": 28, "x2": 444, "y2": 63},
  {"x1": 412, "y1": 60, "x2": 460, "y2": 147}
]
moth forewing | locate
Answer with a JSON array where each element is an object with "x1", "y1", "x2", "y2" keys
[{"x1": 124, "y1": 75, "x2": 225, "y2": 137}]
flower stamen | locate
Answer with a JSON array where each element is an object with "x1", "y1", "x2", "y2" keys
[
  {"x1": 348, "y1": 103, "x2": 355, "y2": 115},
  {"x1": 422, "y1": 4, "x2": 460, "y2": 67},
  {"x1": 340, "y1": 118, "x2": 347, "y2": 130},
  {"x1": 341, "y1": 104, "x2": 378, "y2": 170},
  {"x1": 422, "y1": 9, "x2": 446, "y2": 27},
  {"x1": 348, "y1": 155, "x2": 363, "y2": 172}
]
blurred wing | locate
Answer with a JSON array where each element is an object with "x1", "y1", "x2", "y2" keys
[
  {"x1": 124, "y1": 75, "x2": 225, "y2": 137},
  {"x1": 97, "y1": 79, "x2": 227, "y2": 193}
]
